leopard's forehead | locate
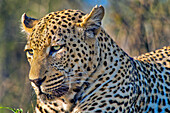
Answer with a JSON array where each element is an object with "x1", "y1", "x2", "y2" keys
[{"x1": 28, "y1": 9, "x2": 86, "y2": 49}]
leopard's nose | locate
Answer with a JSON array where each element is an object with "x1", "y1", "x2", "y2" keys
[{"x1": 29, "y1": 76, "x2": 46, "y2": 86}]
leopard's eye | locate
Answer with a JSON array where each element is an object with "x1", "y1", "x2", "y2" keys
[
  {"x1": 49, "y1": 44, "x2": 66, "y2": 55},
  {"x1": 25, "y1": 49, "x2": 33, "y2": 56},
  {"x1": 53, "y1": 46, "x2": 61, "y2": 51},
  {"x1": 50, "y1": 45, "x2": 62, "y2": 55}
]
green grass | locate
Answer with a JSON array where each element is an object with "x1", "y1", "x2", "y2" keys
[{"x1": 0, "y1": 107, "x2": 23, "y2": 113}]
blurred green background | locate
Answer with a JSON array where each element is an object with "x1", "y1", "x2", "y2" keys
[{"x1": 0, "y1": 0, "x2": 169, "y2": 112}]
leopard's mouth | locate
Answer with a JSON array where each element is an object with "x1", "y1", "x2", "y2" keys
[
  {"x1": 48, "y1": 85, "x2": 69, "y2": 97},
  {"x1": 39, "y1": 85, "x2": 69, "y2": 101},
  {"x1": 31, "y1": 81, "x2": 69, "y2": 101}
]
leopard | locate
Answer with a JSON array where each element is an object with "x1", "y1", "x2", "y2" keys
[
  {"x1": 134, "y1": 46, "x2": 170, "y2": 68},
  {"x1": 21, "y1": 5, "x2": 170, "y2": 113}
]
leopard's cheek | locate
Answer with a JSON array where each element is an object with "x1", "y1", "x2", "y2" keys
[{"x1": 52, "y1": 48, "x2": 67, "y2": 60}]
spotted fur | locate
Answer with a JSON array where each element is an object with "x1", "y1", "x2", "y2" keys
[{"x1": 21, "y1": 5, "x2": 170, "y2": 113}]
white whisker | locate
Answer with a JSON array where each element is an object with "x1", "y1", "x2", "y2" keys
[
  {"x1": 65, "y1": 76, "x2": 95, "y2": 81},
  {"x1": 63, "y1": 81, "x2": 90, "y2": 85}
]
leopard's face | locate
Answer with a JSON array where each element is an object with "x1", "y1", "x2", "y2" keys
[{"x1": 22, "y1": 6, "x2": 104, "y2": 102}]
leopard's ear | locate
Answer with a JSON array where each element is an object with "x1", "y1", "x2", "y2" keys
[
  {"x1": 21, "y1": 13, "x2": 39, "y2": 34},
  {"x1": 76, "y1": 5, "x2": 104, "y2": 38}
]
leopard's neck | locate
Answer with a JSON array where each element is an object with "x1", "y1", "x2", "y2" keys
[{"x1": 72, "y1": 31, "x2": 141, "y2": 110}]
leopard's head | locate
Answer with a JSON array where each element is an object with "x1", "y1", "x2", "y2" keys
[{"x1": 21, "y1": 5, "x2": 104, "y2": 102}]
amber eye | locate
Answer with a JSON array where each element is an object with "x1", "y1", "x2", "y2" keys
[
  {"x1": 26, "y1": 49, "x2": 33, "y2": 56},
  {"x1": 49, "y1": 44, "x2": 66, "y2": 55},
  {"x1": 50, "y1": 45, "x2": 61, "y2": 55},
  {"x1": 53, "y1": 46, "x2": 61, "y2": 51}
]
